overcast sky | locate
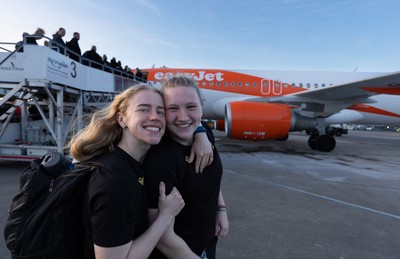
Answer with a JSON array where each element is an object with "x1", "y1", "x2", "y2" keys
[{"x1": 1, "y1": 0, "x2": 399, "y2": 72}]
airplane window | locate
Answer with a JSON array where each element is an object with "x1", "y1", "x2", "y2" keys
[
  {"x1": 306, "y1": 83, "x2": 311, "y2": 88},
  {"x1": 231, "y1": 82, "x2": 235, "y2": 87},
  {"x1": 291, "y1": 83, "x2": 296, "y2": 88},
  {"x1": 322, "y1": 83, "x2": 326, "y2": 87},
  {"x1": 299, "y1": 83, "x2": 303, "y2": 88},
  {"x1": 224, "y1": 82, "x2": 228, "y2": 87},
  {"x1": 216, "y1": 81, "x2": 221, "y2": 86},
  {"x1": 314, "y1": 83, "x2": 318, "y2": 88},
  {"x1": 209, "y1": 82, "x2": 214, "y2": 87},
  {"x1": 245, "y1": 82, "x2": 250, "y2": 87},
  {"x1": 284, "y1": 83, "x2": 288, "y2": 88},
  {"x1": 252, "y1": 82, "x2": 257, "y2": 87},
  {"x1": 264, "y1": 81, "x2": 269, "y2": 87},
  {"x1": 238, "y1": 82, "x2": 242, "y2": 87},
  {"x1": 202, "y1": 81, "x2": 206, "y2": 86}
]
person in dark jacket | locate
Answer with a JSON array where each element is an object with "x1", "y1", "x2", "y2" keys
[
  {"x1": 51, "y1": 27, "x2": 66, "y2": 54},
  {"x1": 15, "y1": 33, "x2": 28, "y2": 52},
  {"x1": 82, "y1": 45, "x2": 103, "y2": 69},
  {"x1": 135, "y1": 68, "x2": 143, "y2": 80},
  {"x1": 15, "y1": 28, "x2": 45, "y2": 52},
  {"x1": 109, "y1": 57, "x2": 121, "y2": 75},
  {"x1": 66, "y1": 32, "x2": 81, "y2": 62},
  {"x1": 102, "y1": 55, "x2": 112, "y2": 72}
]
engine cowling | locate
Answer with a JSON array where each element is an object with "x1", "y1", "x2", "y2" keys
[
  {"x1": 225, "y1": 102, "x2": 292, "y2": 140},
  {"x1": 215, "y1": 119, "x2": 225, "y2": 131}
]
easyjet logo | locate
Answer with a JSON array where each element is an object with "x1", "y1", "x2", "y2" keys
[{"x1": 154, "y1": 71, "x2": 224, "y2": 81}]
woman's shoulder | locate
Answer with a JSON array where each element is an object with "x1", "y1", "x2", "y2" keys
[
  {"x1": 145, "y1": 137, "x2": 183, "y2": 168},
  {"x1": 150, "y1": 135, "x2": 181, "y2": 153}
]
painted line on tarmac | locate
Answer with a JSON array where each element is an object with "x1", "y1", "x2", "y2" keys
[{"x1": 224, "y1": 169, "x2": 400, "y2": 221}]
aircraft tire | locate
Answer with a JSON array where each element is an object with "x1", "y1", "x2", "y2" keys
[
  {"x1": 308, "y1": 136, "x2": 317, "y2": 149},
  {"x1": 315, "y1": 135, "x2": 336, "y2": 152}
]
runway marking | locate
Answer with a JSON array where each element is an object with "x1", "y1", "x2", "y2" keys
[{"x1": 224, "y1": 169, "x2": 400, "y2": 221}]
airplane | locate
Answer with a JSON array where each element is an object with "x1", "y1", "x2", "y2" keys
[{"x1": 141, "y1": 68, "x2": 400, "y2": 152}]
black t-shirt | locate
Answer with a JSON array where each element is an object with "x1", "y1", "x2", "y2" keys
[
  {"x1": 82, "y1": 146, "x2": 147, "y2": 259},
  {"x1": 144, "y1": 126, "x2": 223, "y2": 257}
]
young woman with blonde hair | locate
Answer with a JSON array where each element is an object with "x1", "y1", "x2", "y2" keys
[{"x1": 69, "y1": 84, "x2": 212, "y2": 259}]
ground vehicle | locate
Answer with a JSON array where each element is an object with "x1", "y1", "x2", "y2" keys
[{"x1": 326, "y1": 124, "x2": 348, "y2": 136}]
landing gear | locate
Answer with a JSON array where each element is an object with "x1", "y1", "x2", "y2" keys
[
  {"x1": 306, "y1": 119, "x2": 337, "y2": 152},
  {"x1": 308, "y1": 136, "x2": 317, "y2": 149},
  {"x1": 308, "y1": 134, "x2": 336, "y2": 152}
]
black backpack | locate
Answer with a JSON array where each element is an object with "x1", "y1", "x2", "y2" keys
[{"x1": 3, "y1": 151, "x2": 91, "y2": 259}]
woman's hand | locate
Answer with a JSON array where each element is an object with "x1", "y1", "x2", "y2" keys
[
  {"x1": 215, "y1": 209, "x2": 229, "y2": 238},
  {"x1": 158, "y1": 182, "x2": 185, "y2": 218},
  {"x1": 188, "y1": 132, "x2": 213, "y2": 173}
]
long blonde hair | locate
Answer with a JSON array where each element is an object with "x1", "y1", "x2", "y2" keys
[
  {"x1": 69, "y1": 84, "x2": 161, "y2": 162},
  {"x1": 34, "y1": 28, "x2": 45, "y2": 35}
]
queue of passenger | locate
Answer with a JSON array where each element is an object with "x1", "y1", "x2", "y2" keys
[{"x1": 14, "y1": 27, "x2": 145, "y2": 81}]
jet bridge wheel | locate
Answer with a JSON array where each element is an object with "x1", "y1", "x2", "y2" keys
[{"x1": 308, "y1": 134, "x2": 336, "y2": 152}]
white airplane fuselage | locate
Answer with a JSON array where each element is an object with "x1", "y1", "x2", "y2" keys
[
  {"x1": 144, "y1": 68, "x2": 400, "y2": 152},
  {"x1": 146, "y1": 68, "x2": 400, "y2": 126}
]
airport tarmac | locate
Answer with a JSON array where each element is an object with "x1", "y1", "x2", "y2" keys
[{"x1": 0, "y1": 130, "x2": 399, "y2": 258}]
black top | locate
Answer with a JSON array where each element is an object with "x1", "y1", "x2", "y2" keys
[
  {"x1": 51, "y1": 34, "x2": 66, "y2": 54},
  {"x1": 82, "y1": 49, "x2": 103, "y2": 69},
  {"x1": 66, "y1": 38, "x2": 81, "y2": 62},
  {"x1": 82, "y1": 146, "x2": 147, "y2": 259},
  {"x1": 144, "y1": 124, "x2": 223, "y2": 257}
]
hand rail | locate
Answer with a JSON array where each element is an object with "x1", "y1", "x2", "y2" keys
[
  {"x1": 0, "y1": 47, "x2": 21, "y2": 66},
  {"x1": 0, "y1": 35, "x2": 146, "y2": 83}
]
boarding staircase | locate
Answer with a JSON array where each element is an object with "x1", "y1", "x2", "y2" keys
[{"x1": 0, "y1": 40, "x2": 145, "y2": 161}]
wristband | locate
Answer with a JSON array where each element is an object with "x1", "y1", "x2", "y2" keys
[
  {"x1": 217, "y1": 205, "x2": 227, "y2": 212},
  {"x1": 194, "y1": 125, "x2": 206, "y2": 134}
]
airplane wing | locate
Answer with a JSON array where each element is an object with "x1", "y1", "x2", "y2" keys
[
  {"x1": 254, "y1": 71, "x2": 400, "y2": 117},
  {"x1": 289, "y1": 71, "x2": 400, "y2": 100}
]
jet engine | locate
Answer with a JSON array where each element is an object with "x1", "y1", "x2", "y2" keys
[
  {"x1": 224, "y1": 101, "x2": 316, "y2": 140},
  {"x1": 225, "y1": 102, "x2": 290, "y2": 140},
  {"x1": 223, "y1": 101, "x2": 339, "y2": 151}
]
